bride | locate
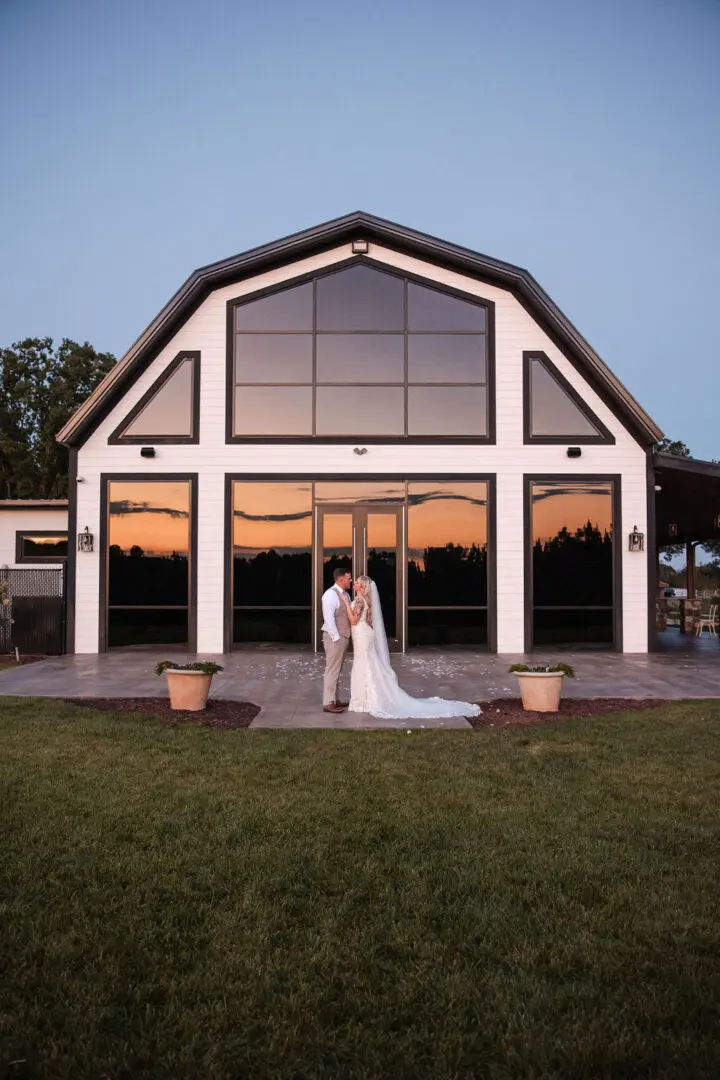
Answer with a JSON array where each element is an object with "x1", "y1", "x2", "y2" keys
[{"x1": 340, "y1": 575, "x2": 481, "y2": 720}]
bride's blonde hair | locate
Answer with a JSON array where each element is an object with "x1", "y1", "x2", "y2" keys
[{"x1": 355, "y1": 575, "x2": 373, "y2": 603}]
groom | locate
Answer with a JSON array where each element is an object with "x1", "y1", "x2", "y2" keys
[{"x1": 321, "y1": 567, "x2": 352, "y2": 713}]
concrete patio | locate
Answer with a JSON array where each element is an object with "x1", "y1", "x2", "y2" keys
[{"x1": 1, "y1": 638, "x2": 717, "y2": 728}]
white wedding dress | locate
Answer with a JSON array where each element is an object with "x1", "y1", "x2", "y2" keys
[{"x1": 348, "y1": 581, "x2": 481, "y2": 720}]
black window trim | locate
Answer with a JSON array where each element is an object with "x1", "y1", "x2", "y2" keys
[
  {"x1": 99, "y1": 473, "x2": 198, "y2": 652},
  {"x1": 225, "y1": 257, "x2": 496, "y2": 444},
  {"x1": 223, "y1": 472, "x2": 497, "y2": 654},
  {"x1": 523, "y1": 350, "x2": 615, "y2": 445},
  {"x1": 15, "y1": 530, "x2": 69, "y2": 564},
  {"x1": 523, "y1": 473, "x2": 623, "y2": 652},
  {"x1": 108, "y1": 351, "x2": 201, "y2": 445}
]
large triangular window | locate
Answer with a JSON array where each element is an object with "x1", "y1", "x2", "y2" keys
[
  {"x1": 524, "y1": 352, "x2": 613, "y2": 444},
  {"x1": 110, "y1": 352, "x2": 200, "y2": 443}
]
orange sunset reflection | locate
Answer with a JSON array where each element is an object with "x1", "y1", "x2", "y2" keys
[
  {"x1": 108, "y1": 481, "x2": 191, "y2": 555},
  {"x1": 531, "y1": 483, "x2": 613, "y2": 542}
]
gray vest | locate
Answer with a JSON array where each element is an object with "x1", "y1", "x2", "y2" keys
[{"x1": 334, "y1": 589, "x2": 351, "y2": 638}]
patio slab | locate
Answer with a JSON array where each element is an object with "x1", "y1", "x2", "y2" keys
[{"x1": 0, "y1": 637, "x2": 717, "y2": 727}]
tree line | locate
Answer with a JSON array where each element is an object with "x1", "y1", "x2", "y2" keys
[{"x1": 0, "y1": 338, "x2": 114, "y2": 499}]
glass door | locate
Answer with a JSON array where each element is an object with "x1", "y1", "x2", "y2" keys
[{"x1": 316, "y1": 504, "x2": 403, "y2": 650}]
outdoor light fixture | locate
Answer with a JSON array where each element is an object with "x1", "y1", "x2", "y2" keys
[
  {"x1": 140, "y1": 447, "x2": 156, "y2": 458},
  {"x1": 668, "y1": 523, "x2": 678, "y2": 538},
  {"x1": 714, "y1": 515, "x2": 720, "y2": 530},
  {"x1": 628, "y1": 526, "x2": 645, "y2": 553},
  {"x1": 567, "y1": 447, "x2": 582, "y2": 458},
  {"x1": 352, "y1": 240, "x2": 369, "y2": 254},
  {"x1": 77, "y1": 526, "x2": 94, "y2": 553}
]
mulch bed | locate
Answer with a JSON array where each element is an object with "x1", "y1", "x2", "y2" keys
[
  {"x1": 63, "y1": 696, "x2": 667, "y2": 731},
  {"x1": 470, "y1": 697, "x2": 665, "y2": 728},
  {"x1": 65, "y1": 697, "x2": 261, "y2": 730}
]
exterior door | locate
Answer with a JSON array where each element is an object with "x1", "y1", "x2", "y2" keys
[{"x1": 316, "y1": 504, "x2": 403, "y2": 650}]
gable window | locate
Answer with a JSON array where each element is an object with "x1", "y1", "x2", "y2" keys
[
  {"x1": 523, "y1": 351, "x2": 613, "y2": 444},
  {"x1": 229, "y1": 263, "x2": 493, "y2": 441},
  {"x1": 15, "y1": 532, "x2": 68, "y2": 563},
  {"x1": 110, "y1": 352, "x2": 200, "y2": 444}
]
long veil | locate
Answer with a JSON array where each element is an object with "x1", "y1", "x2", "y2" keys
[{"x1": 369, "y1": 580, "x2": 393, "y2": 675}]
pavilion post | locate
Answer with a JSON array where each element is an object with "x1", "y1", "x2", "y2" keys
[{"x1": 686, "y1": 541, "x2": 696, "y2": 599}]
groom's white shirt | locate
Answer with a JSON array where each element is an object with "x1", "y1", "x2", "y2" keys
[{"x1": 321, "y1": 585, "x2": 346, "y2": 642}]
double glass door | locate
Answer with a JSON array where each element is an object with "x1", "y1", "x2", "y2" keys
[{"x1": 317, "y1": 504, "x2": 403, "y2": 649}]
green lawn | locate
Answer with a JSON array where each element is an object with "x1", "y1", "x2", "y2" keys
[{"x1": 1, "y1": 698, "x2": 719, "y2": 1080}]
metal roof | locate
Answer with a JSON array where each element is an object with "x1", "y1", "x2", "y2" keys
[{"x1": 56, "y1": 211, "x2": 663, "y2": 447}]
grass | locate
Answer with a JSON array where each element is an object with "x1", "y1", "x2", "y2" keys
[{"x1": 1, "y1": 698, "x2": 719, "y2": 1080}]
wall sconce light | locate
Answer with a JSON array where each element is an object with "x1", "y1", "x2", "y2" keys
[
  {"x1": 77, "y1": 526, "x2": 94, "y2": 553},
  {"x1": 628, "y1": 525, "x2": 645, "y2": 553},
  {"x1": 668, "y1": 523, "x2": 678, "y2": 538},
  {"x1": 352, "y1": 240, "x2": 369, "y2": 254},
  {"x1": 567, "y1": 447, "x2": 582, "y2": 458},
  {"x1": 140, "y1": 447, "x2": 156, "y2": 458}
]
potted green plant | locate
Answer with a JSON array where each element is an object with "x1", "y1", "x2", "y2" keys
[
  {"x1": 507, "y1": 662, "x2": 575, "y2": 712},
  {"x1": 155, "y1": 660, "x2": 224, "y2": 712}
]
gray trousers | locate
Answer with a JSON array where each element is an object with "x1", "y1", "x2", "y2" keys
[{"x1": 322, "y1": 632, "x2": 350, "y2": 706}]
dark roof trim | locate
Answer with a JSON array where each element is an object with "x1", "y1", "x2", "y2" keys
[
  {"x1": 57, "y1": 211, "x2": 663, "y2": 447},
  {"x1": 655, "y1": 453, "x2": 720, "y2": 479},
  {"x1": 0, "y1": 500, "x2": 68, "y2": 510}
]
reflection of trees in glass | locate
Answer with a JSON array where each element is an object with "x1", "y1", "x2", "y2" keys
[
  {"x1": 409, "y1": 543, "x2": 487, "y2": 605},
  {"x1": 368, "y1": 549, "x2": 397, "y2": 631},
  {"x1": 533, "y1": 521, "x2": 613, "y2": 606},
  {"x1": 108, "y1": 548, "x2": 189, "y2": 606},
  {"x1": 234, "y1": 549, "x2": 312, "y2": 605}
]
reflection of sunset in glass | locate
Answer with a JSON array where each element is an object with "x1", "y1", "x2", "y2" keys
[
  {"x1": 315, "y1": 481, "x2": 405, "y2": 504},
  {"x1": 408, "y1": 484, "x2": 487, "y2": 563},
  {"x1": 367, "y1": 513, "x2": 397, "y2": 548},
  {"x1": 322, "y1": 514, "x2": 352, "y2": 558},
  {"x1": 531, "y1": 484, "x2": 613, "y2": 543},
  {"x1": 109, "y1": 481, "x2": 190, "y2": 555},
  {"x1": 233, "y1": 482, "x2": 312, "y2": 556}
]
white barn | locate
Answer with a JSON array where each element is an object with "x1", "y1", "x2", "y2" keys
[{"x1": 56, "y1": 213, "x2": 665, "y2": 656}]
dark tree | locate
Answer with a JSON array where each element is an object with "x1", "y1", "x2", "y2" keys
[{"x1": 0, "y1": 337, "x2": 115, "y2": 498}]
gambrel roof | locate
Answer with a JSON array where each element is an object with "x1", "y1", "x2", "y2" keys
[{"x1": 57, "y1": 212, "x2": 663, "y2": 447}]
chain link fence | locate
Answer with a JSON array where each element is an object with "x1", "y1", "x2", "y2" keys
[{"x1": 0, "y1": 567, "x2": 66, "y2": 655}]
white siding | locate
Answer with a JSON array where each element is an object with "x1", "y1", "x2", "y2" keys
[
  {"x1": 0, "y1": 508, "x2": 69, "y2": 569},
  {"x1": 75, "y1": 242, "x2": 648, "y2": 654}
]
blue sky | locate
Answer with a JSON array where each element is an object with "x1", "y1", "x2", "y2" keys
[{"x1": 1, "y1": 0, "x2": 718, "y2": 459}]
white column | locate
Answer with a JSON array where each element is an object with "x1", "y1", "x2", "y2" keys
[
  {"x1": 195, "y1": 471, "x2": 226, "y2": 654},
  {"x1": 495, "y1": 470, "x2": 526, "y2": 653}
]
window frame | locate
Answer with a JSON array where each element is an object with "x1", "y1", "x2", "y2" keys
[
  {"x1": 15, "y1": 530, "x2": 69, "y2": 564},
  {"x1": 523, "y1": 473, "x2": 623, "y2": 652},
  {"x1": 108, "y1": 351, "x2": 201, "y2": 445},
  {"x1": 225, "y1": 258, "x2": 496, "y2": 444},
  {"x1": 98, "y1": 473, "x2": 198, "y2": 652},
  {"x1": 522, "y1": 351, "x2": 615, "y2": 445},
  {"x1": 223, "y1": 473, "x2": 497, "y2": 653}
]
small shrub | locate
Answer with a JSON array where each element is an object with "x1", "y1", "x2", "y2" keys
[
  {"x1": 507, "y1": 662, "x2": 575, "y2": 678},
  {"x1": 155, "y1": 661, "x2": 224, "y2": 677}
]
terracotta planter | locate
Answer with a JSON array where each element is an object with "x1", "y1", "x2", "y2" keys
[
  {"x1": 514, "y1": 672, "x2": 565, "y2": 712},
  {"x1": 165, "y1": 670, "x2": 214, "y2": 711}
]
